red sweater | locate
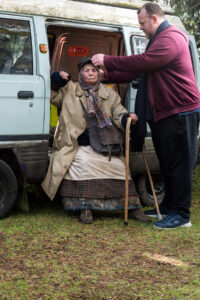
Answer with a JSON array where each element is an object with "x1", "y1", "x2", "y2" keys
[{"x1": 104, "y1": 26, "x2": 200, "y2": 122}]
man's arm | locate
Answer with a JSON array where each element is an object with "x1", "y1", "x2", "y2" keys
[
  {"x1": 92, "y1": 35, "x2": 178, "y2": 74},
  {"x1": 104, "y1": 70, "x2": 138, "y2": 83}
]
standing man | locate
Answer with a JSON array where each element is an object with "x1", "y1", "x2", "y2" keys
[{"x1": 92, "y1": 2, "x2": 200, "y2": 229}]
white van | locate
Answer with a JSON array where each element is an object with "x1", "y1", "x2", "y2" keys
[{"x1": 0, "y1": 0, "x2": 200, "y2": 218}]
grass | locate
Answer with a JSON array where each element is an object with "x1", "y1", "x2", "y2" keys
[{"x1": 0, "y1": 166, "x2": 200, "y2": 299}]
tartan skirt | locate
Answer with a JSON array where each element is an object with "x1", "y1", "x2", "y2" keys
[{"x1": 60, "y1": 179, "x2": 141, "y2": 210}]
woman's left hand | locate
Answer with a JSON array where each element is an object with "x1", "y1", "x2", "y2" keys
[
  {"x1": 59, "y1": 71, "x2": 70, "y2": 81},
  {"x1": 129, "y1": 113, "x2": 138, "y2": 125}
]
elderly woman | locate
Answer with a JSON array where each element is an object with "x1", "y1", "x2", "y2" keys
[{"x1": 41, "y1": 57, "x2": 149, "y2": 224}]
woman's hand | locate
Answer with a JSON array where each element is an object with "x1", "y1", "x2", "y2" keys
[
  {"x1": 99, "y1": 68, "x2": 105, "y2": 80},
  {"x1": 129, "y1": 113, "x2": 138, "y2": 125},
  {"x1": 59, "y1": 71, "x2": 70, "y2": 81}
]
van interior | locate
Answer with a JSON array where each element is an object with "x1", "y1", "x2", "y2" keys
[{"x1": 47, "y1": 24, "x2": 129, "y2": 103}]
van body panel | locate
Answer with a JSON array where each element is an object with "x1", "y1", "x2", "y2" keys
[
  {"x1": 0, "y1": 13, "x2": 49, "y2": 183},
  {"x1": 32, "y1": 16, "x2": 51, "y2": 135},
  {"x1": 0, "y1": 0, "x2": 185, "y2": 30},
  {"x1": 13, "y1": 142, "x2": 49, "y2": 181},
  {"x1": 46, "y1": 21, "x2": 121, "y2": 33},
  {"x1": 189, "y1": 35, "x2": 200, "y2": 91}
]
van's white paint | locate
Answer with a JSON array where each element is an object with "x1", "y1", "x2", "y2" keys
[{"x1": 0, "y1": 0, "x2": 185, "y2": 30}]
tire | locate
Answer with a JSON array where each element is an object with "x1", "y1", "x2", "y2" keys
[
  {"x1": 0, "y1": 160, "x2": 18, "y2": 219},
  {"x1": 137, "y1": 174, "x2": 165, "y2": 207}
]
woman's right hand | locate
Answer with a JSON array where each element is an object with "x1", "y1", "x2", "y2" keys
[
  {"x1": 99, "y1": 68, "x2": 105, "y2": 81},
  {"x1": 59, "y1": 71, "x2": 70, "y2": 81},
  {"x1": 129, "y1": 113, "x2": 138, "y2": 125}
]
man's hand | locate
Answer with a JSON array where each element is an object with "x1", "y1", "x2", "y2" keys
[
  {"x1": 59, "y1": 71, "x2": 70, "y2": 81},
  {"x1": 91, "y1": 54, "x2": 105, "y2": 67},
  {"x1": 129, "y1": 113, "x2": 138, "y2": 125}
]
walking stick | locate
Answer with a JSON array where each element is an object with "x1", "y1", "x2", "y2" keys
[
  {"x1": 124, "y1": 117, "x2": 132, "y2": 226},
  {"x1": 142, "y1": 148, "x2": 162, "y2": 221}
]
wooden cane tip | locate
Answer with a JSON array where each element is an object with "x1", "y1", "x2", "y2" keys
[{"x1": 124, "y1": 222, "x2": 128, "y2": 226}]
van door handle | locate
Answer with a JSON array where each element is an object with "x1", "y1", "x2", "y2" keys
[{"x1": 18, "y1": 91, "x2": 34, "y2": 99}]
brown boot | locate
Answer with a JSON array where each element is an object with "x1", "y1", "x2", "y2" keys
[
  {"x1": 129, "y1": 208, "x2": 151, "y2": 223},
  {"x1": 79, "y1": 209, "x2": 93, "y2": 224}
]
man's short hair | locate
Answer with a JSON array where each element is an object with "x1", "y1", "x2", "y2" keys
[{"x1": 137, "y1": 2, "x2": 165, "y2": 18}]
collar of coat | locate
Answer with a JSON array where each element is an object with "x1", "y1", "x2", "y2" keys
[{"x1": 75, "y1": 82, "x2": 110, "y2": 100}]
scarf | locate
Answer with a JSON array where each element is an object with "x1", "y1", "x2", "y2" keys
[
  {"x1": 131, "y1": 20, "x2": 171, "y2": 152},
  {"x1": 79, "y1": 70, "x2": 112, "y2": 128}
]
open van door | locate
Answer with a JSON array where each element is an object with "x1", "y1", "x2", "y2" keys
[
  {"x1": 122, "y1": 26, "x2": 138, "y2": 112},
  {"x1": 0, "y1": 15, "x2": 50, "y2": 141}
]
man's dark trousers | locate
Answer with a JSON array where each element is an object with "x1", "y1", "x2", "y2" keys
[{"x1": 149, "y1": 112, "x2": 200, "y2": 219}]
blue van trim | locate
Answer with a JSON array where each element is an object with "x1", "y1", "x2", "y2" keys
[{"x1": 0, "y1": 135, "x2": 49, "y2": 141}]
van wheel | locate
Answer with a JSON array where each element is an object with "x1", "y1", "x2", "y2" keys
[
  {"x1": 137, "y1": 174, "x2": 165, "y2": 207},
  {"x1": 0, "y1": 160, "x2": 18, "y2": 219}
]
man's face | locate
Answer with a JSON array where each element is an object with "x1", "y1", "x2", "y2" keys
[
  {"x1": 82, "y1": 64, "x2": 98, "y2": 86},
  {"x1": 138, "y1": 8, "x2": 156, "y2": 39}
]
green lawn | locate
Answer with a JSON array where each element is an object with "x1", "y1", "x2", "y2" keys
[{"x1": 0, "y1": 166, "x2": 200, "y2": 300}]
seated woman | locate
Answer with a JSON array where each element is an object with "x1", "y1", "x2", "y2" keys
[{"x1": 41, "y1": 57, "x2": 149, "y2": 224}]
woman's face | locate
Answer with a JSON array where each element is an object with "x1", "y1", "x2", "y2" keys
[{"x1": 82, "y1": 63, "x2": 98, "y2": 86}]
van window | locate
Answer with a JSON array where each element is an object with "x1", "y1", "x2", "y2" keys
[
  {"x1": 131, "y1": 36, "x2": 148, "y2": 54},
  {"x1": 0, "y1": 18, "x2": 33, "y2": 74}
]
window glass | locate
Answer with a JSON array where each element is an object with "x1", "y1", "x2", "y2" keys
[
  {"x1": 131, "y1": 36, "x2": 148, "y2": 54},
  {"x1": 0, "y1": 18, "x2": 32, "y2": 74}
]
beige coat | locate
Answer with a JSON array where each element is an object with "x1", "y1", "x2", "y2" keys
[{"x1": 41, "y1": 81, "x2": 128, "y2": 200}]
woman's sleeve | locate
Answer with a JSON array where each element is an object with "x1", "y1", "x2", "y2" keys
[
  {"x1": 50, "y1": 83, "x2": 69, "y2": 110},
  {"x1": 51, "y1": 71, "x2": 71, "y2": 91}
]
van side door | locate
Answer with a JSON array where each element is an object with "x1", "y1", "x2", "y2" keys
[{"x1": 0, "y1": 15, "x2": 50, "y2": 141}]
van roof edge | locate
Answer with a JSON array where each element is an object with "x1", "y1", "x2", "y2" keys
[{"x1": 75, "y1": 0, "x2": 174, "y2": 14}]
